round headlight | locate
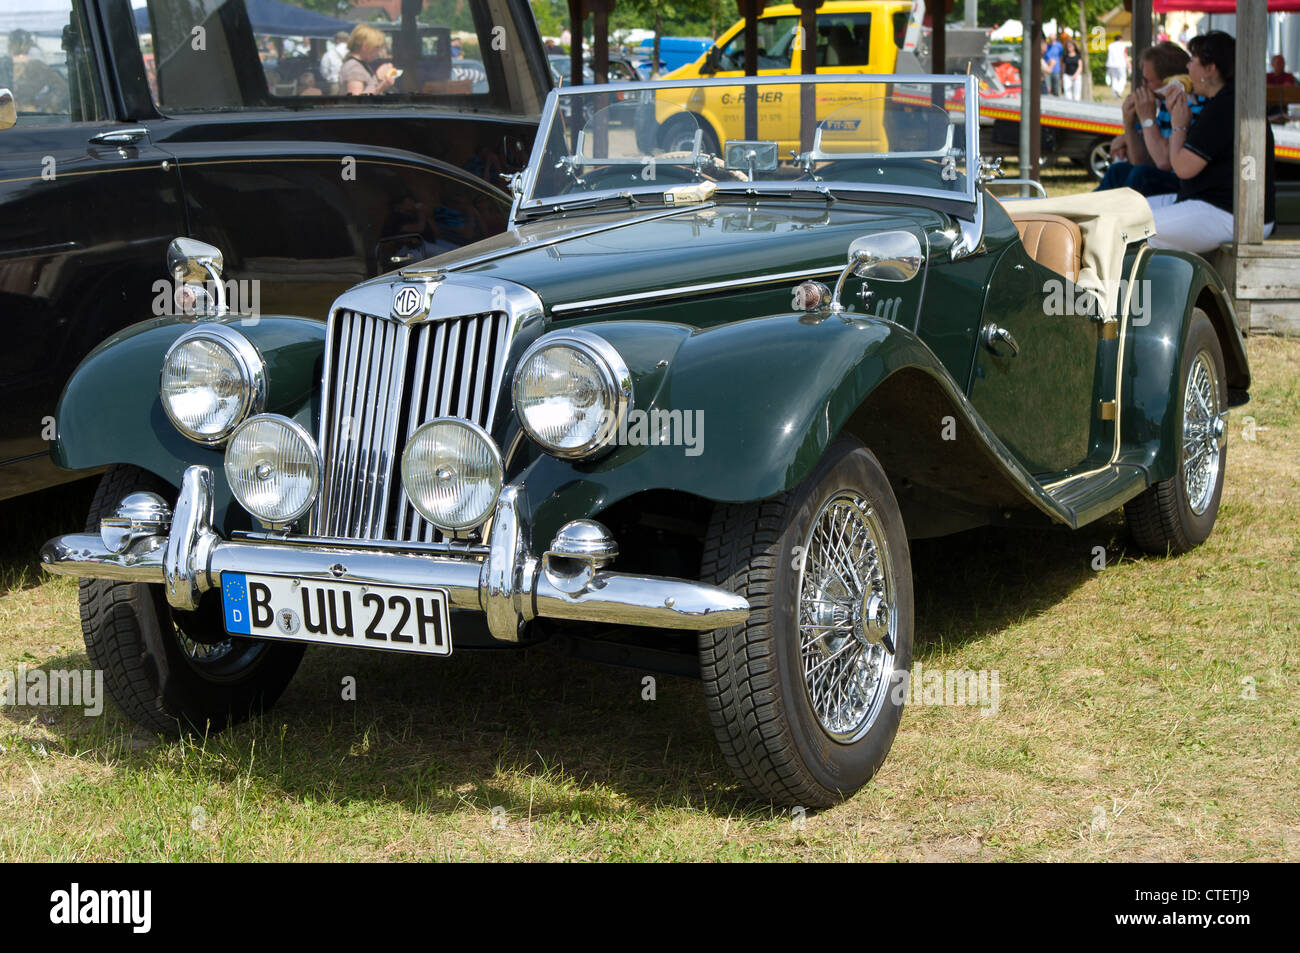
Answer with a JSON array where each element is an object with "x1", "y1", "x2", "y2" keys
[
  {"x1": 512, "y1": 330, "x2": 632, "y2": 459},
  {"x1": 161, "y1": 325, "x2": 265, "y2": 444},
  {"x1": 401, "y1": 418, "x2": 503, "y2": 532},
  {"x1": 224, "y1": 414, "x2": 320, "y2": 526}
]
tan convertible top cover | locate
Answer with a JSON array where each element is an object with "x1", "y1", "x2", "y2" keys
[{"x1": 998, "y1": 187, "x2": 1155, "y2": 316}]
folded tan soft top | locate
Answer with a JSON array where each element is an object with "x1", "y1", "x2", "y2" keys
[{"x1": 996, "y1": 187, "x2": 1156, "y2": 316}]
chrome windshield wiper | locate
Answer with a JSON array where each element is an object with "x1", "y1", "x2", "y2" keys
[
  {"x1": 713, "y1": 185, "x2": 836, "y2": 204},
  {"x1": 520, "y1": 191, "x2": 647, "y2": 219}
]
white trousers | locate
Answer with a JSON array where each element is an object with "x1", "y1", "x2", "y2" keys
[
  {"x1": 1147, "y1": 193, "x2": 1274, "y2": 254},
  {"x1": 1062, "y1": 71, "x2": 1082, "y2": 100}
]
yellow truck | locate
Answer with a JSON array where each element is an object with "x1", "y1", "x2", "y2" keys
[{"x1": 652, "y1": 1, "x2": 918, "y2": 155}]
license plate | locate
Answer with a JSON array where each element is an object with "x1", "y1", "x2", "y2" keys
[{"x1": 220, "y1": 573, "x2": 452, "y2": 656}]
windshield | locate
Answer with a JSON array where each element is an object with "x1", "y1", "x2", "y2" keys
[{"x1": 520, "y1": 75, "x2": 976, "y2": 215}]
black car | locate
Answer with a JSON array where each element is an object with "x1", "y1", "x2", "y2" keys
[{"x1": 0, "y1": 0, "x2": 550, "y2": 500}]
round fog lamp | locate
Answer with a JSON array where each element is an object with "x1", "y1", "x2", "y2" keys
[
  {"x1": 401, "y1": 418, "x2": 503, "y2": 532},
  {"x1": 224, "y1": 414, "x2": 320, "y2": 526}
]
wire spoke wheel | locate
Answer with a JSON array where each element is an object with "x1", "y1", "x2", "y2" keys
[
  {"x1": 1182, "y1": 350, "x2": 1225, "y2": 516},
  {"x1": 1125, "y1": 310, "x2": 1228, "y2": 556},
  {"x1": 797, "y1": 493, "x2": 897, "y2": 743}
]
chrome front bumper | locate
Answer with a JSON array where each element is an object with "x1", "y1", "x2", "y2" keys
[{"x1": 40, "y1": 466, "x2": 749, "y2": 643}]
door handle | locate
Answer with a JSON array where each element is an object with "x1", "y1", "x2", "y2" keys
[
  {"x1": 89, "y1": 127, "x2": 148, "y2": 145},
  {"x1": 982, "y1": 323, "x2": 1019, "y2": 358}
]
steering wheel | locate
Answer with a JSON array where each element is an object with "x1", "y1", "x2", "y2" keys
[
  {"x1": 807, "y1": 158, "x2": 959, "y2": 189},
  {"x1": 563, "y1": 163, "x2": 703, "y2": 193}
]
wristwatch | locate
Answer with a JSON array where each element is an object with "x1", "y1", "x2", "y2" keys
[{"x1": 1140, "y1": 118, "x2": 1156, "y2": 129}]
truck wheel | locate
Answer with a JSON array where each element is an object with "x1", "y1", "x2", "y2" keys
[
  {"x1": 657, "y1": 113, "x2": 720, "y2": 157},
  {"x1": 700, "y1": 436, "x2": 913, "y2": 808},
  {"x1": 78, "y1": 465, "x2": 304, "y2": 736},
  {"x1": 1078, "y1": 137, "x2": 1111, "y2": 180},
  {"x1": 1125, "y1": 309, "x2": 1228, "y2": 555}
]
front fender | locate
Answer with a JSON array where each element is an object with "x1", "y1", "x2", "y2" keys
[
  {"x1": 521, "y1": 311, "x2": 1068, "y2": 545},
  {"x1": 52, "y1": 314, "x2": 325, "y2": 532},
  {"x1": 1119, "y1": 248, "x2": 1248, "y2": 483}
]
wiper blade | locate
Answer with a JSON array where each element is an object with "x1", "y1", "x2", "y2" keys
[
  {"x1": 714, "y1": 185, "x2": 836, "y2": 205},
  {"x1": 521, "y1": 192, "x2": 646, "y2": 218}
]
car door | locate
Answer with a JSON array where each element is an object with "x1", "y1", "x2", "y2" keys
[
  {"x1": 965, "y1": 236, "x2": 1101, "y2": 477},
  {"x1": 0, "y1": 0, "x2": 186, "y2": 499}
]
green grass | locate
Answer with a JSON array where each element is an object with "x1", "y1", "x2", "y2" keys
[{"x1": 1, "y1": 339, "x2": 1296, "y2": 861}]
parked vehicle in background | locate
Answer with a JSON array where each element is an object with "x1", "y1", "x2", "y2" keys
[
  {"x1": 638, "y1": 36, "x2": 713, "y2": 73},
  {"x1": 665, "y1": 1, "x2": 915, "y2": 82},
  {"x1": 42, "y1": 74, "x2": 1246, "y2": 807},
  {"x1": 0, "y1": 0, "x2": 549, "y2": 501}
]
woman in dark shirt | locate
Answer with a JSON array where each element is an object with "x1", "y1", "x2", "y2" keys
[
  {"x1": 1148, "y1": 31, "x2": 1276, "y2": 254},
  {"x1": 1061, "y1": 40, "x2": 1082, "y2": 100}
]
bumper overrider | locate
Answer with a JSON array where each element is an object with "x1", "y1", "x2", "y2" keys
[{"x1": 40, "y1": 466, "x2": 749, "y2": 644}]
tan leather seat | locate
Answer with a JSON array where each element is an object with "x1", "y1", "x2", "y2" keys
[{"x1": 1008, "y1": 211, "x2": 1082, "y2": 283}]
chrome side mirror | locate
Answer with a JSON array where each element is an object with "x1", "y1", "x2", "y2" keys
[
  {"x1": 0, "y1": 89, "x2": 15, "y2": 131},
  {"x1": 829, "y1": 231, "x2": 923, "y2": 313},
  {"x1": 166, "y1": 237, "x2": 227, "y2": 316}
]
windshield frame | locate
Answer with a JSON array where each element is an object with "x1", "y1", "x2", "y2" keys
[{"x1": 514, "y1": 73, "x2": 980, "y2": 222}]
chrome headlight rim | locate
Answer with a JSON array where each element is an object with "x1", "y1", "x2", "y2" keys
[
  {"x1": 400, "y1": 417, "x2": 504, "y2": 532},
  {"x1": 160, "y1": 324, "x2": 267, "y2": 445},
  {"x1": 224, "y1": 413, "x2": 321, "y2": 527},
  {"x1": 511, "y1": 328, "x2": 633, "y2": 460}
]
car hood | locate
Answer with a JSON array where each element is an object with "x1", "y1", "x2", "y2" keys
[{"x1": 422, "y1": 200, "x2": 949, "y2": 314}]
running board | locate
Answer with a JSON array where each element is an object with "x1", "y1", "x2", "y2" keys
[{"x1": 1044, "y1": 464, "x2": 1150, "y2": 528}]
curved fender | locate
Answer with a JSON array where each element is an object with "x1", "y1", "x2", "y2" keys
[
  {"x1": 521, "y1": 313, "x2": 1071, "y2": 546},
  {"x1": 1119, "y1": 249, "x2": 1248, "y2": 482},
  {"x1": 52, "y1": 315, "x2": 324, "y2": 531}
]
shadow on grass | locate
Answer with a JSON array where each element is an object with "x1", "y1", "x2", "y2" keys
[
  {"x1": 0, "y1": 478, "x2": 96, "y2": 597},
  {"x1": 4, "y1": 497, "x2": 1130, "y2": 821}
]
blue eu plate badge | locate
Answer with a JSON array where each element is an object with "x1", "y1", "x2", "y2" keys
[{"x1": 223, "y1": 573, "x2": 251, "y2": 635}]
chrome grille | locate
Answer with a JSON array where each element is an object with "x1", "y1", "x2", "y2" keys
[{"x1": 315, "y1": 309, "x2": 510, "y2": 542}]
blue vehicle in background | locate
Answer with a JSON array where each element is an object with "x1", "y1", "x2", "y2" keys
[{"x1": 635, "y1": 36, "x2": 711, "y2": 72}]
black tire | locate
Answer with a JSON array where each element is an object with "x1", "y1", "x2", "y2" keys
[
  {"x1": 656, "y1": 113, "x2": 720, "y2": 157},
  {"x1": 78, "y1": 465, "x2": 304, "y2": 736},
  {"x1": 1125, "y1": 309, "x2": 1228, "y2": 555},
  {"x1": 1076, "y1": 137, "x2": 1111, "y2": 180},
  {"x1": 700, "y1": 436, "x2": 914, "y2": 808}
]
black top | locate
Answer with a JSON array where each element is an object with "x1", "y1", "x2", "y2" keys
[
  {"x1": 1178, "y1": 83, "x2": 1276, "y2": 223},
  {"x1": 1062, "y1": 53, "x2": 1080, "y2": 76}
]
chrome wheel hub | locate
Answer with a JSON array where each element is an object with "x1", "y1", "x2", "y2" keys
[
  {"x1": 1182, "y1": 351, "x2": 1224, "y2": 516},
  {"x1": 175, "y1": 628, "x2": 235, "y2": 664},
  {"x1": 798, "y1": 493, "x2": 897, "y2": 743}
]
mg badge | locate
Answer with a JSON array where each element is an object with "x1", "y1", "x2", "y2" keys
[{"x1": 392, "y1": 285, "x2": 424, "y2": 319}]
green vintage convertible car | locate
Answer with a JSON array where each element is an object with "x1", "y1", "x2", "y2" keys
[{"x1": 41, "y1": 75, "x2": 1245, "y2": 807}]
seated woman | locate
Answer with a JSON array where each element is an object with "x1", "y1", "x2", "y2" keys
[{"x1": 1148, "y1": 31, "x2": 1276, "y2": 255}]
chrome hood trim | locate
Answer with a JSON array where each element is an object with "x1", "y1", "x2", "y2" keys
[{"x1": 328, "y1": 271, "x2": 543, "y2": 329}]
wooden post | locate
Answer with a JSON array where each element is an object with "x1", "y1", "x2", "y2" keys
[
  {"x1": 1236, "y1": 1, "x2": 1266, "y2": 247},
  {"x1": 1028, "y1": 0, "x2": 1042, "y2": 180},
  {"x1": 931, "y1": 0, "x2": 946, "y2": 72},
  {"x1": 736, "y1": 0, "x2": 766, "y2": 139},
  {"x1": 1130, "y1": 0, "x2": 1151, "y2": 95},
  {"x1": 590, "y1": 0, "x2": 612, "y2": 85},
  {"x1": 1077, "y1": 0, "x2": 1092, "y2": 101},
  {"x1": 932, "y1": 0, "x2": 947, "y2": 108},
  {"x1": 1235, "y1": 0, "x2": 1267, "y2": 332},
  {"x1": 567, "y1": 0, "x2": 584, "y2": 86},
  {"x1": 1019, "y1": 0, "x2": 1032, "y2": 177},
  {"x1": 795, "y1": 0, "x2": 820, "y2": 154}
]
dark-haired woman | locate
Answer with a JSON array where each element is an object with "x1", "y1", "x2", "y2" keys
[
  {"x1": 1062, "y1": 40, "x2": 1082, "y2": 100},
  {"x1": 1148, "y1": 31, "x2": 1276, "y2": 254}
]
